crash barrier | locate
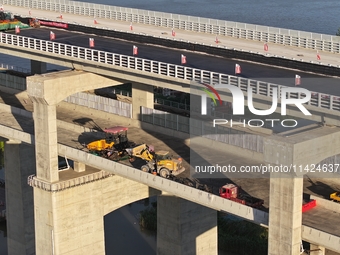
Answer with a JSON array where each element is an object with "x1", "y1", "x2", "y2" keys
[
  {"x1": 1, "y1": 34, "x2": 339, "y2": 114},
  {"x1": 64, "y1": 92, "x2": 132, "y2": 118},
  {"x1": 302, "y1": 199, "x2": 316, "y2": 213},
  {"x1": 4, "y1": 0, "x2": 340, "y2": 54}
]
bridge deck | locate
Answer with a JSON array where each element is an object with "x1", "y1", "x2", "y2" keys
[
  {"x1": 0, "y1": 90, "x2": 340, "y2": 239},
  {"x1": 5, "y1": 5, "x2": 340, "y2": 68}
]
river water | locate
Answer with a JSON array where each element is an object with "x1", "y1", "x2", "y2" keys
[{"x1": 0, "y1": 0, "x2": 336, "y2": 254}]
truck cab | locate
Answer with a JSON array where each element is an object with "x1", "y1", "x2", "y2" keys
[{"x1": 219, "y1": 183, "x2": 239, "y2": 199}]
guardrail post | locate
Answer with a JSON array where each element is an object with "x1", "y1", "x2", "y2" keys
[
  {"x1": 318, "y1": 94, "x2": 322, "y2": 107},
  {"x1": 267, "y1": 83, "x2": 271, "y2": 97},
  {"x1": 330, "y1": 96, "x2": 334, "y2": 110}
]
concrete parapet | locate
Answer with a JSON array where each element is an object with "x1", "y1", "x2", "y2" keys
[
  {"x1": 310, "y1": 195, "x2": 340, "y2": 212},
  {"x1": 157, "y1": 195, "x2": 217, "y2": 255}
]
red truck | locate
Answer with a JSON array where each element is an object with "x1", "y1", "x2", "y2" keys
[{"x1": 219, "y1": 183, "x2": 264, "y2": 208}]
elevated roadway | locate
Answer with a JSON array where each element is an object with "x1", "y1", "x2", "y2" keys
[
  {"x1": 0, "y1": 90, "x2": 340, "y2": 252},
  {"x1": 8, "y1": 27, "x2": 340, "y2": 95},
  {"x1": 1, "y1": 32, "x2": 340, "y2": 126},
  {"x1": 4, "y1": 4, "x2": 340, "y2": 69}
]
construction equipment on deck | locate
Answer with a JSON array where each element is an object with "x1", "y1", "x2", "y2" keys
[
  {"x1": 219, "y1": 183, "x2": 264, "y2": 208},
  {"x1": 29, "y1": 18, "x2": 40, "y2": 28},
  {"x1": 87, "y1": 126, "x2": 134, "y2": 160},
  {"x1": 125, "y1": 144, "x2": 185, "y2": 178}
]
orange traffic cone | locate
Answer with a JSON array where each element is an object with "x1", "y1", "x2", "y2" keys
[{"x1": 94, "y1": 18, "x2": 98, "y2": 24}]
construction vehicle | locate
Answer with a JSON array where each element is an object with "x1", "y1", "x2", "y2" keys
[
  {"x1": 0, "y1": 10, "x2": 29, "y2": 31},
  {"x1": 86, "y1": 126, "x2": 134, "y2": 160},
  {"x1": 219, "y1": 183, "x2": 264, "y2": 208},
  {"x1": 330, "y1": 191, "x2": 340, "y2": 202},
  {"x1": 29, "y1": 18, "x2": 40, "y2": 28},
  {"x1": 125, "y1": 144, "x2": 185, "y2": 178}
]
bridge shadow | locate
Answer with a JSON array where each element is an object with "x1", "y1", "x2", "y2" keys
[{"x1": 304, "y1": 177, "x2": 338, "y2": 199}]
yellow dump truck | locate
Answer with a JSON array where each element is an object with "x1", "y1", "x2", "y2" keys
[
  {"x1": 330, "y1": 192, "x2": 340, "y2": 202},
  {"x1": 125, "y1": 144, "x2": 185, "y2": 178}
]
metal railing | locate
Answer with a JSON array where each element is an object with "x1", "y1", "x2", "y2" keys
[
  {"x1": 0, "y1": 63, "x2": 31, "y2": 73},
  {"x1": 1, "y1": 33, "x2": 340, "y2": 113},
  {"x1": 3, "y1": 0, "x2": 340, "y2": 53}
]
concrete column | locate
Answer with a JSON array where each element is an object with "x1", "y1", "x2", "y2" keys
[
  {"x1": 33, "y1": 102, "x2": 59, "y2": 183},
  {"x1": 132, "y1": 83, "x2": 154, "y2": 120},
  {"x1": 30, "y1": 60, "x2": 47, "y2": 75},
  {"x1": 157, "y1": 195, "x2": 217, "y2": 255},
  {"x1": 73, "y1": 161, "x2": 85, "y2": 172},
  {"x1": 4, "y1": 140, "x2": 35, "y2": 255},
  {"x1": 268, "y1": 174, "x2": 303, "y2": 255}
]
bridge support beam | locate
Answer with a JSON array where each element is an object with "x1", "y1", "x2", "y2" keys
[
  {"x1": 4, "y1": 140, "x2": 35, "y2": 255},
  {"x1": 157, "y1": 194, "x2": 217, "y2": 255},
  {"x1": 30, "y1": 60, "x2": 47, "y2": 75},
  {"x1": 132, "y1": 83, "x2": 154, "y2": 120},
  {"x1": 268, "y1": 175, "x2": 303, "y2": 255},
  {"x1": 32, "y1": 102, "x2": 59, "y2": 182},
  {"x1": 264, "y1": 127, "x2": 340, "y2": 255},
  {"x1": 27, "y1": 70, "x2": 122, "y2": 182}
]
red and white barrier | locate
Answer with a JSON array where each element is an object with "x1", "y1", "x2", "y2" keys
[
  {"x1": 317, "y1": 53, "x2": 321, "y2": 60},
  {"x1": 295, "y1": 74, "x2": 301, "y2": 86},
  {"x1": 50, "y1": 31, "x2": 55, "y2": 41},
  {"x1": 15, "y1": 25, "x2": 20, "y2": 34},
  {"x1": 181, "y1": 54, "x2": 187, "y2": 64},
  {"x1": 89, "y1": 38, "x2": 95, "y2": 48},
  {"x1": 264, "y1": 43, "x2": 268, "y2": 51},
  {"x1": 235, "y1": 64, "x2": 241, "y2": 74},
  {"x1": 133, "y1": 45, "x2": 138, "y2": 55}
]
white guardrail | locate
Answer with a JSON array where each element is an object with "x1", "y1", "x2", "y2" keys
[
  {"x1": 1, "y1": 33, "x2": 339, "y2": 113},
  {"x1": 2, "y1": 0, "x2": 340, "y2": 53}
]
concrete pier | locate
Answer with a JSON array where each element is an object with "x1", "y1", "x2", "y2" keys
[
  {"x1": 33, "y1": 174, "x2": 160, "y2": 255},
  {"x1": 30, "y1": 60, "x2": 46, "y2": 75},
  {"x1": 4, "y1": 140, "x2": 35, "y2": 255},
  {"x1": 157, "y1": 195, "x2": 217, "y2": 255},
  {"x1": 132, "y1": 83, "x2": 154, "y2": 120}
]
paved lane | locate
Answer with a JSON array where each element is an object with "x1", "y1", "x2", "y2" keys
[{"x1": 6, "y1": 27, "x2": 340, "y2": 96}]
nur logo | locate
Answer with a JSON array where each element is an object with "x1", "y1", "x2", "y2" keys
[
  {"x1": 200, "y1": 83, "x2": 311, "y2": 116},
  {"x1": 201, "y1": 83, "x2": 223, "y2": 114}
]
